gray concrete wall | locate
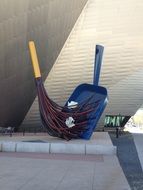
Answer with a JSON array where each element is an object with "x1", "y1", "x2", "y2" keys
[{"x1": 0, "y1": 0, "x2": 87, "y2": 129}]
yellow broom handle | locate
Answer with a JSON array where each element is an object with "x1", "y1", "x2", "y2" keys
[{"x1": 29, "y1": 41, "x2": 41, "y2": 78}]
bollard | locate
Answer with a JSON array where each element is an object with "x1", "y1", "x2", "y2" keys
[
  {"x1": 23, "y1": 129, "x2": 25, "y2": 136},
  {"x1": 116, "y1": 127, "x2": 119, "y2": 138}
]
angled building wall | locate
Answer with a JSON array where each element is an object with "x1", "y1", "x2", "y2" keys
[
  {"x1": 0, "y1": 0, "x2": 88, "y2": 129},
  {"x1": 23, "y1": 0, "x2": 143, "y2": 129}
]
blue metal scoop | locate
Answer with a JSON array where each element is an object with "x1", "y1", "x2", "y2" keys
[{"x1": 66, "y1": 45, "x2": 108, "y2": 139}]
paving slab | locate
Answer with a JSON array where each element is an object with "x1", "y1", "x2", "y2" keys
[{"x1": 86, "y1": 144, "x2": 116, "y2": 155}]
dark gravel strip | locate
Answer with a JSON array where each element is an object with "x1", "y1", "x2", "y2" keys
[{"x1": 109, "y1": 131, "x2": 143, "y2": 190}]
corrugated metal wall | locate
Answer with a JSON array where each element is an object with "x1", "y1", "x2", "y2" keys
[
  {"x1": 0, "y1": 0, "x2": 88, "y2": 129},
  {"x1": 23, "y1": 0, "x2": 143, "y2": 129}
]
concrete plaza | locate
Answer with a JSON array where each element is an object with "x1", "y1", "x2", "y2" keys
[
  {"x1": 0, "y1": 152, "x2": 130, "y2": 190},
  {"x1": 0, "y1": 132, "x2": 131, "y2": 190}
]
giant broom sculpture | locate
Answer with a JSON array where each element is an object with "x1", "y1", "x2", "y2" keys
[{"x1": 29, "y1": 41, "x2": 108, "y2": 140}]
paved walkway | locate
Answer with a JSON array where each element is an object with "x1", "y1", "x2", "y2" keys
[
  {"x1": 0, "y1": 152, "x2": 130, "y2": 190},
  {"x1": 1, "y1": 131, "x2": 143, "y2": 189},
  {"x1": 133, "y1": 133, "x2": 143, "y2": 170},
  {"x1": 109, "y1": 132, "x2": 143, "y2": 190},
  {"x1": 0, "y1": 132, "x2": 130, "y2": 190}
]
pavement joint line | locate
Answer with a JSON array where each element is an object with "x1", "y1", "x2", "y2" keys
[
  {"x1": 91, "y1": 162, "x2": 96, "y2": 190},
  {"x1": 49, "y1": 142, "x2": 51, "y2": 153},
  {"x1": 85, "y1": 144, "x2": 87, "y2": 155},
  {"x1": 53, "y1": 161, "x2": 73, "y2": 190},
  {"x1": 15, "y1": 142, "x2": 17, "y2": 152}
]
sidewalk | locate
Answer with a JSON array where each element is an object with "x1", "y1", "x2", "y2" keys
[
  {"x1": 0, "y1": 132, "x2": 130, "y2": 190},
  {"x1": 0, "y1": 152, "x2": 130, "y2": 190},
  {"x1": 109, "y1": 131, "x2": 143, "y2": 190},
  {"x1": 133, "y1": 133, "x2": 143, "y2": 170}
]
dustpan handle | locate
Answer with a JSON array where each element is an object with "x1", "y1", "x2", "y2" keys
[
  {"x1": 93, "y1": 45, "x2": 104, "y2": 86},
  {"x1": 29, "y1": 41, "x2": 41, "y2": 78}
]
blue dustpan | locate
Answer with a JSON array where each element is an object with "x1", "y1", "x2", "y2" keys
[{"x1": 66, "y1": 45, "x2": 108, "y2": 140}]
